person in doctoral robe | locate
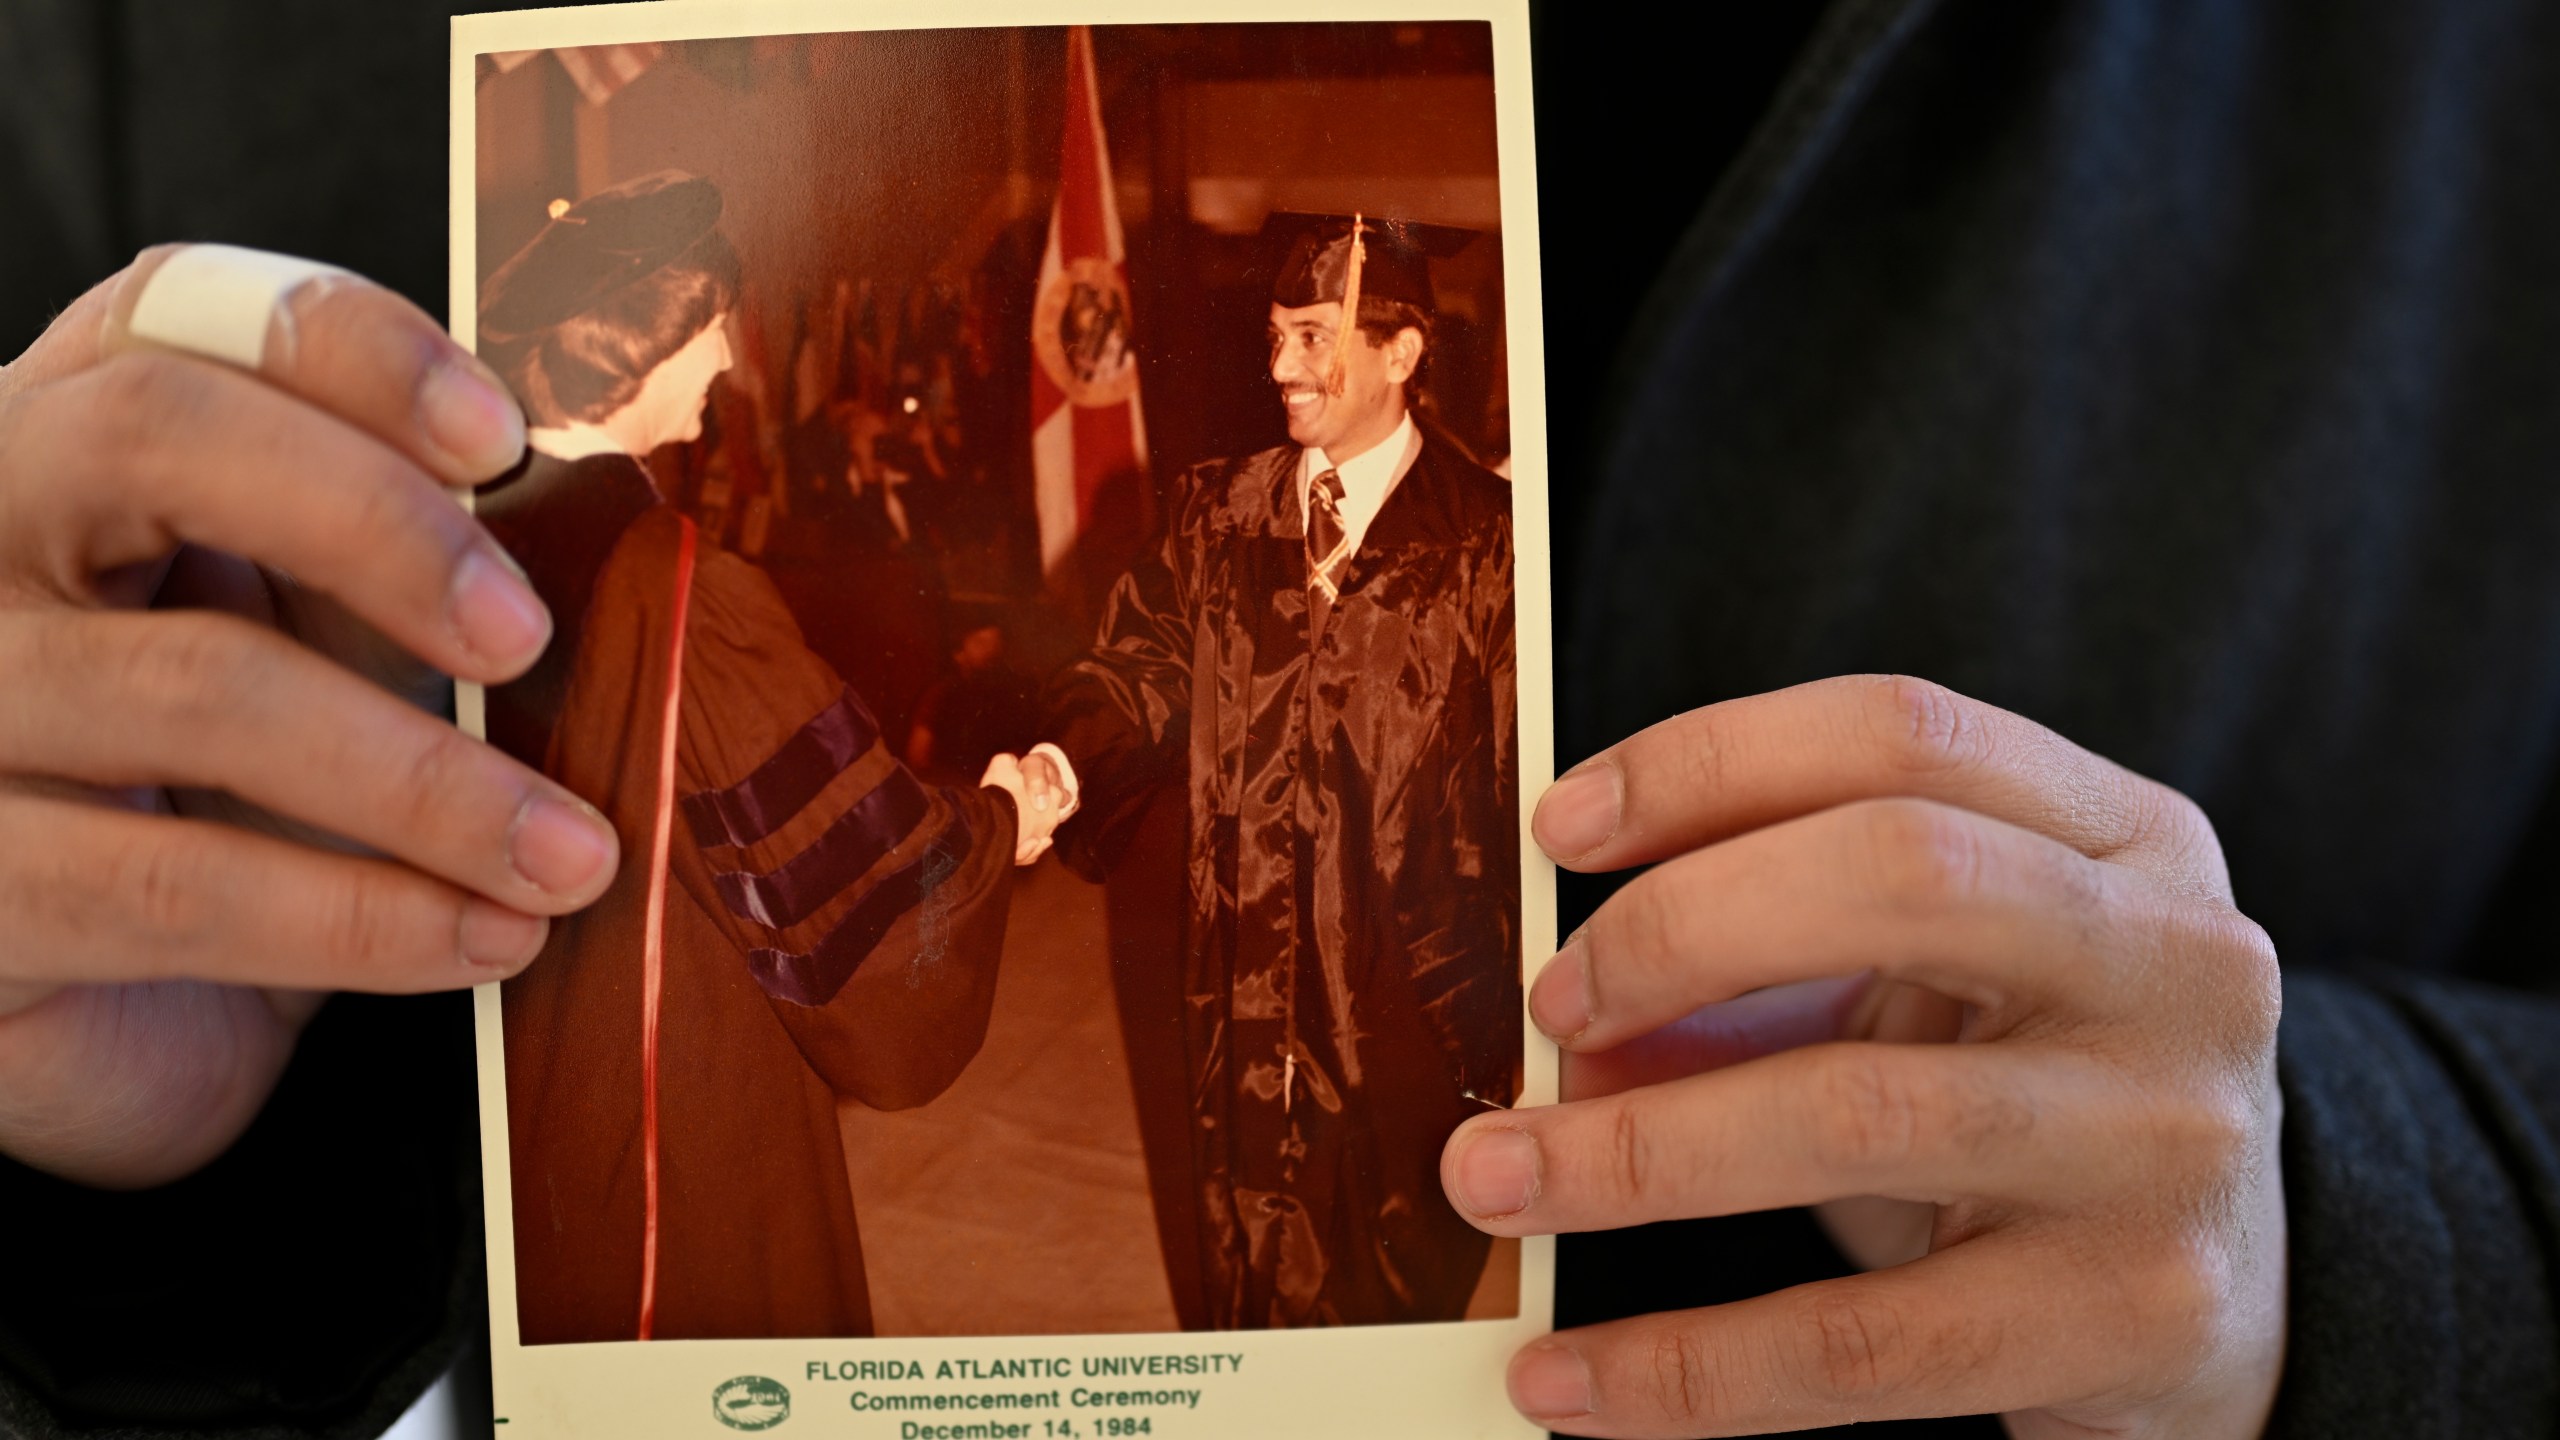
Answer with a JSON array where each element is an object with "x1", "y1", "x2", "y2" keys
[
  {"x1": 472, "y1": 172, "x2": 1034, "y2": 1344},
  {"x1": 1012, "y1": 214, "x2": 1521, "y2": 1328}
]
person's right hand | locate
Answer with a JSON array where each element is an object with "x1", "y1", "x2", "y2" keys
[
  {"x1": 1004, "y1": 749, "x2": 1076, "y2": 864},
  {"x1": 0, "y1": 250, "x2": 620, "y2": 1188},
  {"x1": 1017, "y1": 749, "x2": 1070, "y2": 823}
]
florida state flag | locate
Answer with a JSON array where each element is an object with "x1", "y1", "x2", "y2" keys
[{"x1": 1031, "y1": 25, "x2": 1151, "y2": 598}]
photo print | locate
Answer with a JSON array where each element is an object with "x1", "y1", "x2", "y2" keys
[{"x1": 455, "y1": 2, "x2": 1555, "y2": 1433}]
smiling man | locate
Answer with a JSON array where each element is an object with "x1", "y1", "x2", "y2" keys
[{"x1": 1010, "y1": 213, "x2": 1521, "y2": 1329}]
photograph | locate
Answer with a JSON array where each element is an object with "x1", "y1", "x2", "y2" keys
[{"x1": 457, "y1": 6, "x2": 1552, "y2": 1422}]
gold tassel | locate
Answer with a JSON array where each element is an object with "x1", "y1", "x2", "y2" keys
[{"x1": 1323, "y1": 212, "x2": 1368, "y2": 397}]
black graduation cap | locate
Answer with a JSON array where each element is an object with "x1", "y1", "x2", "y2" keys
[
  {"x1": 1265, "y1": 211, "x2": 1477, "y2": 316},
  {"x1": 479, "y1": 170, "x2": 724, "y2": 344}
]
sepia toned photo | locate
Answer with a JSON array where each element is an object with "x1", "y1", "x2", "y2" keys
[{"x1": 457, "y1": 1, "x2": 1552, "y2": 1431}]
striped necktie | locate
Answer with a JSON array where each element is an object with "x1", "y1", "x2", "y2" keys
[
  {"x1": 1307, "y1": 467, "x2": 1351, "y2": 597},
  {"x1": 1306, "y1": 467, "x2": 1349, "y2": 639}
]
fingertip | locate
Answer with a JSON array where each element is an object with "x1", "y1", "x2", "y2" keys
[
  {"x1": 446, "y1": 546, "x2": 552, "y2": 679},
  {"x1": 507, "y1": 791, "x2": 620, "y2": 906},
  {"x1": 459, "y1": 898, "x2": 548, "y2": 973},
  {"x1": 1528, "y1": 934, "x2": 1594, "y2": 1044},
  {"x1": 1444, "y1": 1121, "x2": 1542, "y2": 1222},
  {"x1": 420, "y1": 356, "x2": 528, "y2": 479},
  {"x1": 1508, "y1": 1342, "x2": 1594, "y2": 1422},
  {"x1": 1533, "y1": 759, "x2": 1621, "y2": 865}
]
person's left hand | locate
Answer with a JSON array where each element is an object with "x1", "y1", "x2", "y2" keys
[{"x1": 1442, "y1": 675, "x2": 2286, "y2": 1438}]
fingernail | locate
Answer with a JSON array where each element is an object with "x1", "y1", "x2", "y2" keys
[
  {"x1": 448, "y1": 547, "x2": 551, "y2": 670},
  {"x1": 1529, "y1": 935, "x2": 1593, "y2": 1041},
  {"x1": 459, "y1": 899, "x2": 548, "y2": 970},
  {"x1": 509, "y1": 793, "x2": 617, "y2": 899},
  {"x1": 421, "y1": 358, "x2": 527, "y2": 476},
  {"x1": 1453, "y1": 1126, "x2": 1541, "y2": 1218},
  {"x1": 1534, "y1": 761, "x2": 1620, "y2": 861},
  {"x1": 1509, "y1": 1344, "x2": 1593, "y2": 1419}
]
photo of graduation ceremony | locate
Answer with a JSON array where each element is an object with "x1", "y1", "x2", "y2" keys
[{"x1": 468, "y1": 21, "x2": 1525, "y2": 1344}]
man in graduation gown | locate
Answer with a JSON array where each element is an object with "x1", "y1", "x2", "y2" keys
[
  {"x1": 473, "y1": 174, "x2": 1028, "y2": 1344},
  {"x1": 1016, "y1": 214, "x2": 1520, "y2": 1329}
]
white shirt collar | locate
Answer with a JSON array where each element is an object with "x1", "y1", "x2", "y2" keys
[
  {"x1": 527, "y1": 423, "x2": 628, "y2": 461},
  {"x1": 1302, "y1": 412, "x2": 1422, "y2": 561},
  {"x1": 526, "y1": 425, "x2": 664, "y2": 500}
]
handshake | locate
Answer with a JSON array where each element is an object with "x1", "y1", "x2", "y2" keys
[{"x1": 978, "y1": 746, "x2": 1079, "y2": 866}]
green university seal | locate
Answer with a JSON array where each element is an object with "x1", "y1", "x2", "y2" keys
[{"x1": 711, "y1": 1375, "x2": 791, "y2": 1431}]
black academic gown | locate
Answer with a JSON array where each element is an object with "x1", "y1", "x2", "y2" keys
[
  {"x1": 1047, "y1": 430, "x2": 1520, "y2": 1329},
  {"x1": 478, "y1": 453, "x2": 1017, "y2": 1344}
]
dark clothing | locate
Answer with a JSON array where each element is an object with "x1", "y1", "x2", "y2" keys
[
  {"x1": 2, "y1": 0, "x2": 2560, "y2": 1435},
  {"x1": 475, "y1": 454, "x2": 664, "y2": 767},
  {"x1": 478, "y1": 454, "x2": 1016, "y2": 1342},
  {"x1": 1549, "y1": 2, "x2": 2560, "y2": 1435},
  {"x1": 1046, "y1": 435, "x2": 1520, "y2": 1327}
]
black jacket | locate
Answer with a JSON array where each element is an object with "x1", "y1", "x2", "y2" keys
[{"x1": 3, "y1": 1, "x2": 2556, "y2": 1436}]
